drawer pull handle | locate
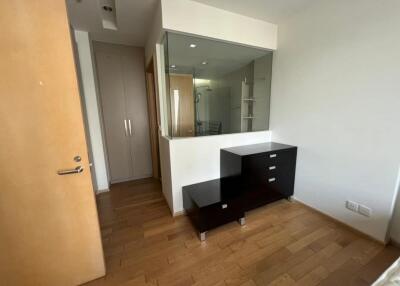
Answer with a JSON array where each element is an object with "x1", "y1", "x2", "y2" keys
[
  {"x1": 268, "y1": 178, "x2": 276, "y2": 183},
  {"x1": 270, "y1": 154, "x2": 277, "y2": 158},
  {"x1": 269, "y1": 166, "x2": 276, "y2": 170},
  {"x1": 221, "y1": 204, "x2": 228, "y2": 209}
]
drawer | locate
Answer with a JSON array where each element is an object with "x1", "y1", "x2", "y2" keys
[
  {"x1": 197, "y1": 200, "x2": 244, "y2": 232},
  {"x1": 265, "y1": 162, "x2": 296, "y2": 177},
  {"x1": 265, "y1": 148, "x2": 297, "y2": 166},
  {"x1": 265, "y1": 172, "x2": 295, "y2": 197},
  {"x1": 243, "y1": 148, "x2": 297, "y2": 171},
  {"x1": 242, "y1": 162, "x2": 294, "y2": 185}
]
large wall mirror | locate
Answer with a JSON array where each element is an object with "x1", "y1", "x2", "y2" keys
[{"x1": 162, "y1": 32, "x2": 273, "y2": 138}]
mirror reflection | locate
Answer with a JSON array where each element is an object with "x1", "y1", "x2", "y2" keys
[{"x1": 164, "y1": 32, "x2": 273, "y2": 138}]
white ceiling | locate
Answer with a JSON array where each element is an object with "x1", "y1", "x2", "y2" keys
[
  {"x1": 66, "y1": 0, "x2": 314, "y2": 47},
  {"x1": 192, "y1": 0, "x2": 315, "y2": 24},
  {"x1": 66, "y1": 0, "x2": 158, "y2": 46}
]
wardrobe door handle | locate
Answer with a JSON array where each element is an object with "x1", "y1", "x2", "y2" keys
[
  {"x1": 128, "y1": 119, "x2": 132, "y2": 136},
  {"x1": 124, "y1": 120, "x2": 128, "y2": 136}
]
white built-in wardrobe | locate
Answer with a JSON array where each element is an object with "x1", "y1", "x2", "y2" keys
[{"x1": 94, "y1": 42, "x2": 152, "y2": 183}]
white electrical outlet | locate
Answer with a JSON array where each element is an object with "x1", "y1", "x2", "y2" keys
[
  {"x1": 358, "y1": 204, "x2": 372, "y2": 217},
  {"x1": 346, "y1": 200, "x2": 359, "y2": 212}
]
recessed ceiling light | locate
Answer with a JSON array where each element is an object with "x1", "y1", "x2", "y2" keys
[
  {"x1": 170, "y1": 64, "x2": 176, "y2": 68},
  {"x1": 189, "y1": 44, "x2": 197, "y2": 48},
  {"x1": 202, "y1": 61, "x2": 208, "y2": 65}
]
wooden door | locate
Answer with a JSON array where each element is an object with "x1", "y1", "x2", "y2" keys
[
  {"x1": 0, "y1": 1, "x2": 105, "y2": 285},
  {"x1": 146, "y1": 67, "x2": 161, "y2": 179},
  {"x1": 95, "y1": 51, "x2": 133, "y2": 183},
  {"x1": 169, "y1": 74, "x2": 195, "y2": 137}
]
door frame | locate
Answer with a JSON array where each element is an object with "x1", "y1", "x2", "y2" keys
[{"x1": 146, "y1": 58, "x2": 161, "y2": 179}]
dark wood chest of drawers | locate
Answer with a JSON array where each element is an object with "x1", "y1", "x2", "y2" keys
[
  {"x1": 183, "y1": 142, "x2": 297, "y2": 240},
  {"x1": 221, "y1": 142, "x2": 297, "y2": 211}
]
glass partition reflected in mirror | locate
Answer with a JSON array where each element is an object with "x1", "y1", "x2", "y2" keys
[{"x1": 163, "y1": 32, "x2": 273, "y2": 138}]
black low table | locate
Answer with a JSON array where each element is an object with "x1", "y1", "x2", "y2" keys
[{"x1": 183, "y1": 178, "x2": 245, "y2": 241}]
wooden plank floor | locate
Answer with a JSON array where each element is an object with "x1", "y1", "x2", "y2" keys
[{"x1": 84, "y1": 179, "x2": 400, "y2": 286}]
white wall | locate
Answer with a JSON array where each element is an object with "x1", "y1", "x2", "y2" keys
[
  {"x1": 270, "y1": 0, "x2": 400, "y2": 242},
  {"x1": 161, "y1": 0, "x2": 277, "y2": 50},
  {"x1": 145, "y1": 0, "x2": 278, "y2": 63},
  {"x1": 159, "y1": 136, "x2": 173, "y2": 212},
  {"x1": 74, "y1": 30, "x2": 109, "y2": 193},
  {"x1": 145, "y1": 1, "x2": 162, "y2": 65},
  {"x1": 168, "y1": 131, "x2": 271, "y2": 214}
]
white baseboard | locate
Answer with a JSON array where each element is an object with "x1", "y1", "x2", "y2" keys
[
  {"x1": 293, "y1": 197, "x2": 386, "y2": 245},
  {"x1": 96, "y1": 188, "x2": 110, "y2": 195},
  {"x1": 110, "y1": 174, "x2": 153, "y2": 184},
  {"x1": 173, "y1": 210, "x2": 186, "y2": 217}
]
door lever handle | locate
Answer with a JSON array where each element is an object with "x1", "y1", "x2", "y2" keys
[{"x1": 57, "y1": 166, "x2": 84, "y2": 175}]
